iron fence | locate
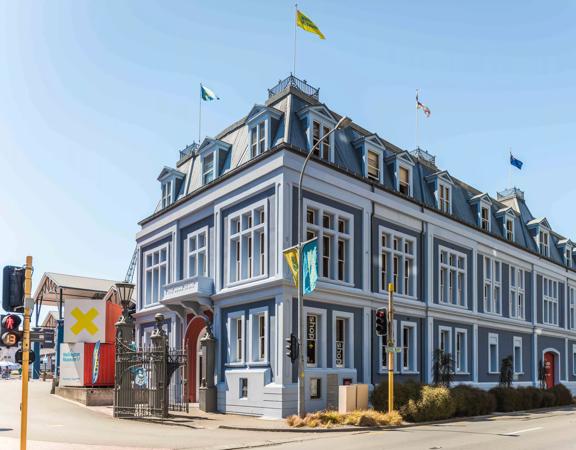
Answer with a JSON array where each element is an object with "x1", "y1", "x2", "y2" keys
[{"x1": 113, "y1": 340, "x2": 188, "y2": 419}]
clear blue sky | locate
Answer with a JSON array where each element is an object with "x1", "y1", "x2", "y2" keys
[{"x1": 1, "y1": 1, "x2": 575, "y2": 315}]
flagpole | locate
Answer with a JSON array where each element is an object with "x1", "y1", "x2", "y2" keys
[
  {"x1": 293, "y1": 3, "x2": 298, "y2": 75},
  {"x1": 508, "y1": 148, "x2": 512, "y2": 188},
  {"x1": 199, "y1": 84, "x2": 202, "y2": 144},
  {"x1": 415, "y1": 89, "x2": 419, "y2": 149}
]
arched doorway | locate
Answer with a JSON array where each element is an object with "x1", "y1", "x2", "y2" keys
[
  {"x1": 543, "y1": 351, "x2": 556, "y2": 389},
  {"x1": 184, "y1": 313, "x2": 212, "y2": 403},
  {"x1": 195, "y1": 326, "x2": 206, "y2": 402}
]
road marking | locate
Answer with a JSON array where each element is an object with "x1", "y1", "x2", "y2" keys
[{"x1": 503, "y1": 427, "x2": 543, "y2": 436}]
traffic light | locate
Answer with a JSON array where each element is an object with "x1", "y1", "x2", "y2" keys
[
  {"x1": 375, "y1": 308, "x2": 387, "y2": 338},
  {"x1": 285, "y1": 333, "x2": 299, "y2": 363},
  {"x1": 2, "y1": 266, "x2": 25, "y2": 312},
  {"x1": 1, "y1": 314, "x2": 22, "y2": 347}
]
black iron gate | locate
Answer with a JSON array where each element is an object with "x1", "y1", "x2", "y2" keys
[{"x1": 113, "y1": 340, "x2": 188, "y2": 419}]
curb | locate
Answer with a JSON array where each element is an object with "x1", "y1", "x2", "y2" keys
[{"x1": 217, "y1": 404, "x2": 576, "y2": 433}]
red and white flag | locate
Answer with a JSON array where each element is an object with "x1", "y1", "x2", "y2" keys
[{"x1": 416, "y1": 92, "x2": 431, "y2": 117}]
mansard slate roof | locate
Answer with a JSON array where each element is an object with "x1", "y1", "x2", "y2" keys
[{"x1": 146, "y1": 75, "x2": 575, "y2": 270}]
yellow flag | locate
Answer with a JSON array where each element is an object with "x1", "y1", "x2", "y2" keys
[
  {"x1": 296, "y1": 10, "x2": 325, "y2": 40},
  {"x1": 283, "y1": 246, "x2": 299, "y2": 287}
]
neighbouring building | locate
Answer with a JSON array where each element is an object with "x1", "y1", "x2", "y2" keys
[{"x1": 133, "y1": 75, "x2": 576, "y2": 418}]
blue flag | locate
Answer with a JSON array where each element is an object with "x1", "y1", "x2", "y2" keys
[
  {"x1": 302, "y1": 238, "x2": 319, "y2": 295},
  {"x1": 510, "y1": 154, "x2": 523, "y2": 170},
  {"x1": 200, "y1": 84, "x2": 219, "y2": 101}
]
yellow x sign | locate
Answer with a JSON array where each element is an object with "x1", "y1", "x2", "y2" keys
[{"x1": 70, "y1": 307, "x2": 99, "y2": 335}]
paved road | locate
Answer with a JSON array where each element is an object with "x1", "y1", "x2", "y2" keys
[
  {"x1": 272, "y1": 407, "x2": 576, "y2": 450},
  {"x1": 0, "y1": 380, "x2": 315, "y2": 449},
  {"x1": 1, "y1": 380, "x2": 575, "y2": 449}
]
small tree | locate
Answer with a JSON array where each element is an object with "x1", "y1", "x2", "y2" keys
[
  {"x1": 499, "y1": 355, "x2": 514, "y2": 388},
  {"x1": 433, "y1": 349, "x2": 454, "y2": 387}
]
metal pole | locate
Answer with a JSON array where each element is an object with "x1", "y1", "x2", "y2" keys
[
  {"x1": 293, "y1": 4, "x2": 298, "y2": 76},
  {"x1": 387, "y1": 282, "x2": 394, "y2": 414},
  {"x1": 415, "y1": 89, "x2": 419, "y2": 150},
  {"x1": 198, "y1": 84, "x2": 202, "y2": 144},
  {"x1": 20, "y1": 255, "x2": 33, "y2": 450},
  {"x1": 296, "y1": 119, "x2": 347, "y2": 418}
]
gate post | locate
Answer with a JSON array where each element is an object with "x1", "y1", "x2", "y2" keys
[
  {"x1": 151, "y1": 313, "x2": 169, "y2": 418},
  {"x1": 114, "y1": 299, "x2": 136, "y2": 418},
  {"x1": 199, "y1": 322, "x2": 217, "y2": 412}
]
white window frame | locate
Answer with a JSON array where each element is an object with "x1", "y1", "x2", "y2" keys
[
  {"x1": 226, "y1": 199, "x2": 268, "y2": 286},
  {"x1": 572, "y1": 344, "x2": 576, "y2": 376},
  {"x1": 185, "y1": 227, "x2": 208, "y2": 279},
  {"x1": 332, "y1": 311, "x2": 354, "y2": 369},
  {"x1": 227, "y1": 311, "x2": 245, "y2": 365},
  {"x1": 309, "y1": 118, "x2": 335, "y2": 163},
  {"x1": 248, "y1": 306, "x2": 269, "y2": 364},
  {"x1": 542, "y1": 276, "x2": 559, "y2": 326},
  {"x1": 378, "y1": 319, "x2": 397, "y2": 373},
  {"x1": 397, "y1": 162, "x2": 413, "y2": 197},
  {"x1": 202, "y1": 151, "x2": 217, "y2": 185},
  {"x1": 569, "y1": 286, "x2": 576, "y2": 330},
  {"x1": 400, "y1": 321, "x2": 418, "y2": 373},
  {"x1": 479, "y1": 203, "x2": 491, "y2": 232},
  {"x1": 143, "y1": 243, "x2": 170, "y2": 307},
  {"x1": 379, "y1": 226, "x2": 417, "y2": 298},
  {"x1": 305, "y1": 199, "x2": 354, "y2": 286},
  {"x1": 438, "y1": 326, "x2": 452, "y2": 356},
  {"x1": 437, "y1": 181, "x2": 452, "y2": 213},
  {"x1": 483, "y1": 256, "x2": 502, "y2": 315},
  {"x1": 513, "y1": 336, "x2": 523, "y2": 375},
  {"x1": 161, "y1": 180, "x2": 173, "y2": 208},
  {"x1": 538, "y1": 229, "x2": 550, "y2": 257},
  {"x1": 250, "y1": 120, "x2": 267, "y2": 157},
  {"x1": 509, "y1": 266, "x2": 525, "y2": 320},
  {"x1": 366, "y1": 147, "x2": 384, "y2": 183},
  {"x1": 305, "y1": 307, "x2": 327, "y2": 369},
  {"x1": 505, "y1": 215, "x2": 515, "y2": 241},
  {"x1": 488, "y1": 333, "x2": 499, "y2": 374},
  {"x1": 565, "y1": 246, "x2": 573, "y2": 268},
  {"x1": 439, "y1": 246, "x2": 467, "y2": 308},
  {"x1": 454, "y1": 328, "x2": 468, "y2": 374}
]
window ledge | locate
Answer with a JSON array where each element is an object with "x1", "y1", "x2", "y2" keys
[
  {"x1": 318, "y1": 278, "x2": 355, "y2": 288},
  {"x1": 514, "y1": 372, "x2": 525, "y2": 376},
  {"x1": 438, "y1": 301, "x2": 468, "y2": 310},
  {"x1": 247, "y1": 361, "x2": 270, "y2": 368},
  {"x1": 226, "y1": 274, "x2": 269, "y2": 289},
  {"x1": 400, "y1": 370, "x2": 420, "y2": 375},
  {"x1": 483, "y1": 311, "x2": 503, "y2": 317},
  {"x1": 455, "y1": 371, "x2": 470, "y2": 375},
  {"x1": 225, "y1": 362, "x2": 246, "y2": 368},
  {"x1": 488, "y1": 371, "x2": 499, "y2": 375}
]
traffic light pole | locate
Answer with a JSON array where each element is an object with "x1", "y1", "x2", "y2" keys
[
  {"x1": 387, "y1": 282, "x2": 395, "y2": 414},
  {"x1": 20, "y1": 256, "x2": 33, "y2": 450}
]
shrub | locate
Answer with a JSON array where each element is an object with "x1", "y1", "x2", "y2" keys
[
  {"x1": 371, "y1": 379, "x2": 423, "y2": 412},
  {"x1": 516, "y1": 387, "x2": 544, "y2": 410},
  {"x1": 490, "y1": 387, "x2": 522, "y2": 412},
  {"x1": 402, "y1": 385, "x2": 456, "y2": 422},
  {"x1": 286, "y1": 410, "x2": 403, "y2": 428},
  {"x1": 541, "y1": 391, "x2": 556, "y2": 407},
  {"x1": 451, "y1": 385, "x2": 496, "y2": 417},
  {"x1": 549, "y1": 384, "x2": 573, "y2": 406}
]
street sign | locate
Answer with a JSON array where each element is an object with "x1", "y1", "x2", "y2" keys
[
  {"x1": 30, "y1": 328, "x2": 55, "y2": 345},
  {"x1": 15, "y1": 349, "x2": 35, "y2": 365},
  {"x1": 384, "y1": 346, "x2": 403, "y2": 353}
]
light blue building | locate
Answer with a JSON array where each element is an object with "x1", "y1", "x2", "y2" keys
[{"x1": 133, "y1": 75, "x2": 576, "y2": 418}]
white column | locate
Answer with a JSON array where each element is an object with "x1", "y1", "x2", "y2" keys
[
  {"x1": 472, "y1": 323, "x2": 478, "y2": 383},
  {"x1": 363, "y1": 210, "x2": 371, "y2": 293},
  {"x1": 275, "y1": 294, "x2": 292, "y2": 384},
  {"x1": 213, "y1": 304, "x2": 221, "y2": 385},
  {"x1": 362, "y1": 306, "x2": 372, "y2": 384},
  {"x1": 426, "y1": 316, "x2": 434, "y2": 384}
]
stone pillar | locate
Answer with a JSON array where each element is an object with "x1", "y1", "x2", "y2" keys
[
  {"x1": 151, "y1": 313, "x2": 169, "y2": 418},
  {"x1": 199, "y1": 321, "x2": 217, "y2": 412},
  {"x1": 114, "y1": 301, "x2": 136, "y2": 417}
]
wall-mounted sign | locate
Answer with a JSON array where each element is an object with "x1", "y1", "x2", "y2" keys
[
  {"x1": 59, "y1": 343, "x2": 84, "y2": 386},
  {"x1": 64, "y1": 300, "x2": 105, "y2": 343},
  {"x1": 91, "y1": 341, "x2": 100, "y2": 385}
]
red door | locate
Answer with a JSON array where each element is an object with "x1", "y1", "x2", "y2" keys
[{"x1": 544, "y1": 352, "x2": 555, "y2": 389}]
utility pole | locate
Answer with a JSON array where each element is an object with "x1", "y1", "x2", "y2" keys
[
  {"x1": 20, "y1": 255, "x2": 33, "y2": 450},
  {"x1": 387, "y1": 282, "x2": 395, "y2": 414}
]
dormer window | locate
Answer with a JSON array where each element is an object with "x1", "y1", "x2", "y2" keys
[
  {"x1": 250, "y1": 121, "x2": 266, "y2": 157},
  {"x1": 161, "y1": 180, "x2": 173, "y2": 208},
  {"x1": 566, "y1": 247, "x2": 572, "y2": 268},
  {"x1": 539, "y1": 230, "x2": 550, "y2": 257},
  {"x1": 505, "y1": 216, "x2": 514, "y2": 241},
  {"x1": 203, "y1": 153, "x2": 215, "y2": 184},
  {"x1": 438, "y1": 182, "x2": 451, "y2": 213},
  {"x1": 399, "y1": 166, "x2": 411, "y2": 196},
  {"x1": 367, "y1": 150, "x2": 381, "y2": 181},
  {"x1": 312, "y1": 120, "x2": 331, "y2": 161},
  {"x1": 480, "y1": 205, "x2": 490, "y2": 231}
]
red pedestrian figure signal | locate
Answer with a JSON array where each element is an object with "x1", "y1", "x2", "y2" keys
[{"x1": 1, "y1": 314, "x2": 22, "y2": 347}]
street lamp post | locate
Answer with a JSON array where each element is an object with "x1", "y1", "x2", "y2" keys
[
  {"x1": 115, "y1": 282, "x2": 135, "y2": 345},
  {"x1": 297, "y1": 116, "x2": 352, "y2": 418}
]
